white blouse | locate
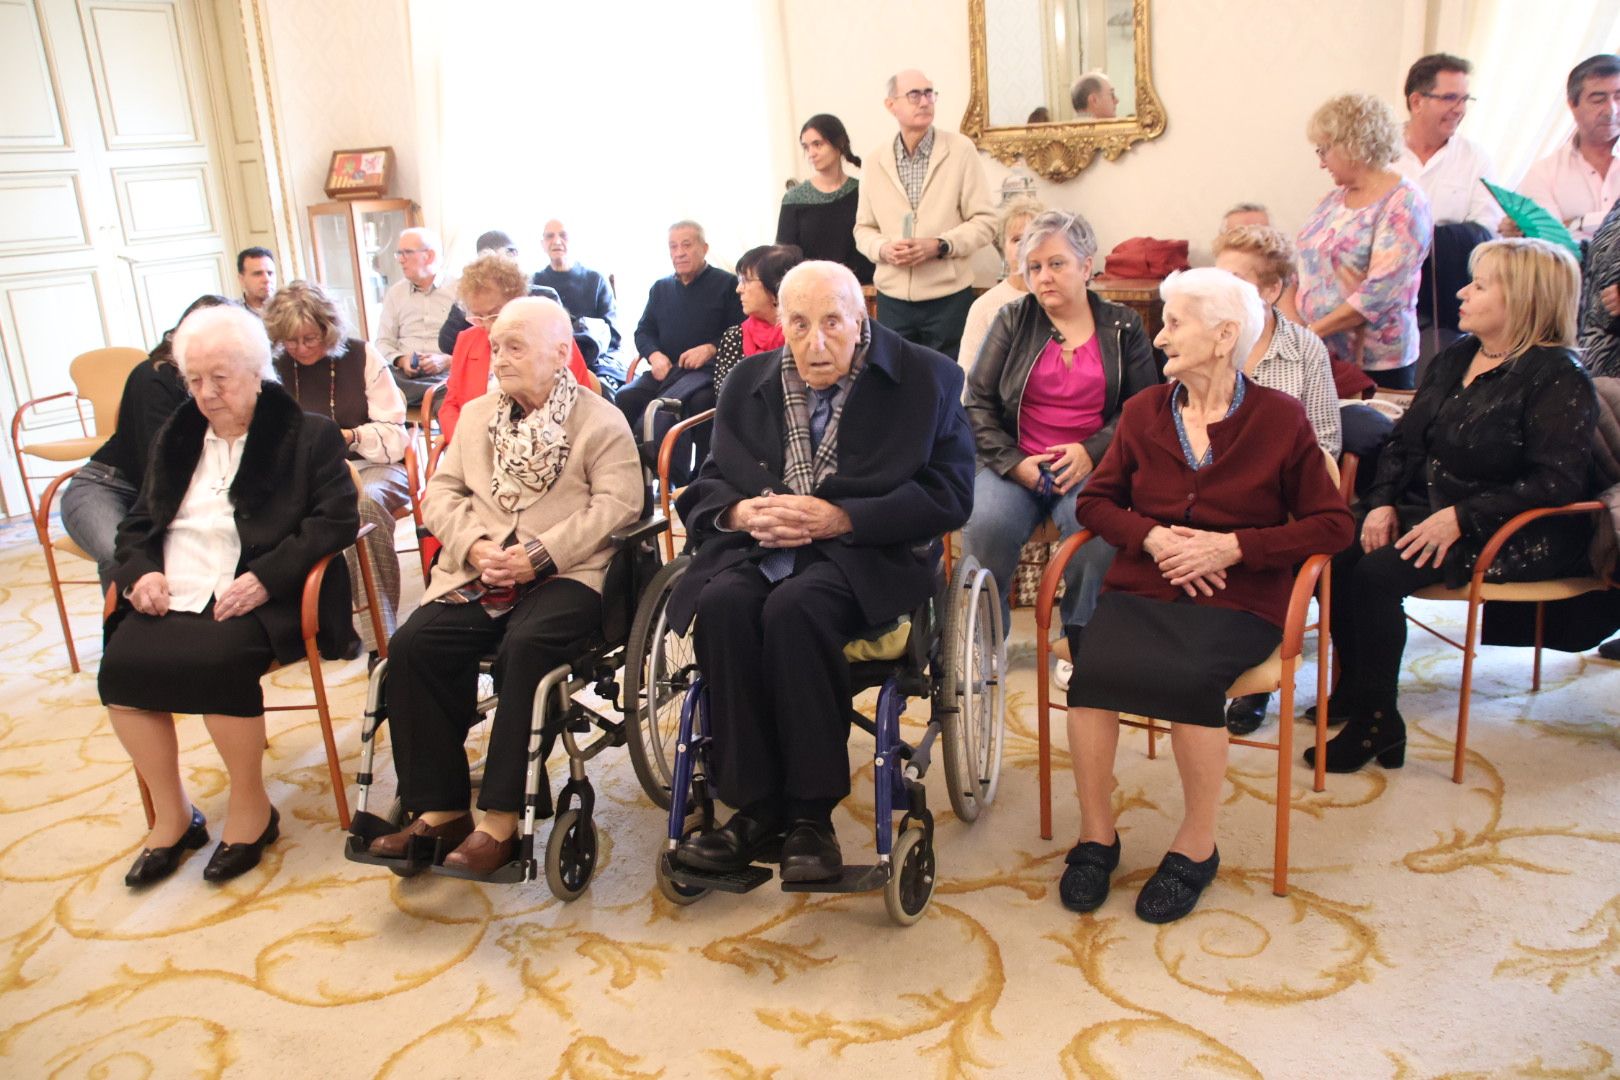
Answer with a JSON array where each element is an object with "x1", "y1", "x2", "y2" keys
[{"x1": 163, "y1": 428, "x2": 246, "y2": 612}]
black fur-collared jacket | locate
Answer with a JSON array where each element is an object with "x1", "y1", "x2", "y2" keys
[{"x1": 109, "y1": 380, "x2": 360, "y2": 663}]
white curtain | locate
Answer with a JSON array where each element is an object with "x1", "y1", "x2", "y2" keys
[
  {"x1": 406, "y1": 0, "x2": 798, "y2": 336},
  {"x1": 1459, "y1": 0, "x2": 1620, "y2": 186}
]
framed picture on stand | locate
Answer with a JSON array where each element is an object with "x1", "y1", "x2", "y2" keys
[{"x1": 323, "y1": 147, "x2": 394, "y2": 200}]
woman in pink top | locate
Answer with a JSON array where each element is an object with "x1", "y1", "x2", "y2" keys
[{"x1": 962, "y1": 210, "x2": 1159, "y2": 640}]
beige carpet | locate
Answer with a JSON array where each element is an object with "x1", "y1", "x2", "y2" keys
[{"x1": 2, "y1": 531, "x2": 1619, "y2": 1079}]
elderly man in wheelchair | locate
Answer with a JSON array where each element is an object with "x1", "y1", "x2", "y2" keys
[
  {"x1": 346, "y1": 297, "x2": 647, "y2": 885},
  {"x1": 645, "y1": 260, "x2": 998, "y2": 921}
]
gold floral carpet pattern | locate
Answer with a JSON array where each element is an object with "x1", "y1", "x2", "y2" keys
[{"x1": 2, "y1": 534, "x2": 1620, "y2": 1079}]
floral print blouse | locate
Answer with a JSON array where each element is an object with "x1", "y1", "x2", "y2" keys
[{"x1": 1296, "y1": 179, "x2": 1432, "y2": 373}]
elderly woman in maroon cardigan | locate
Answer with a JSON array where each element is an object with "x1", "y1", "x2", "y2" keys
[{"x1": 1059, "y1": 268, "x2": 1353, "y2": 925}]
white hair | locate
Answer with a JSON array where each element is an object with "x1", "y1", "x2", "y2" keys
[
  {"x1": 1159, "y1": 268, "x2": 1265, "y2": 369},
  {"x1": 399, "y1": 226, "x2": 441, "y2": 253},
  {"x1": 668, "y1": 219, "x2": 706, "y2": 243},
  {"x1": 1017, "y1": 209, "x2": 1099, "y2": 277},
  {"x1": 778, "y1": 260, "x2": 864, "y2": 322},
  {"x1": 172, "y1": 304, "x2": 276, "y2": 382}
]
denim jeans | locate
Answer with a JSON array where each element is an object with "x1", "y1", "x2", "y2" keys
[
  {"x1": 59, "y1": 461, "x2": 138, "y2": 586},
  {"x1": 959, "y1": 466, "x2": 1116, "y2": 633}
]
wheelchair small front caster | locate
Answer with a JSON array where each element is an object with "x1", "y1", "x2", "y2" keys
[
  {"x1": 884, "y1": 826, "x2": 936, "y2": 926},
  {"x1": 544, "y1": 809, "x2": 599, "y2": 901}
]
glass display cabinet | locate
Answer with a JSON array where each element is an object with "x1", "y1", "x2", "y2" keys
[{"x1": 307, "y1": 198, "x2": 422, "y2": 338}]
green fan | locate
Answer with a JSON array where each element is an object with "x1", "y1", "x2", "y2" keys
[{"x1": 1482, "y1": 180, "x2": 1580, "y2": 257}]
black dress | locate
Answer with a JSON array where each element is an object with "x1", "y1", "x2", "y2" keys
[{"x1": 777, "y1": 179, "x2": 875, "y2": 285}]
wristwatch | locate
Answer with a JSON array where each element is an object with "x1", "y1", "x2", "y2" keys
[{"x1": 937, "y1": 238, "x2": 951, "y2": 258}]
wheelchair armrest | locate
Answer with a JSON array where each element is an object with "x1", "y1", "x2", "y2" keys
[{"x1": 612, "y1": 515, "x2": 669, "y2": 548}]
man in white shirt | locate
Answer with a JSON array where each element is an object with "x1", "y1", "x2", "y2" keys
[
  {"x1": 1515, "y1": 53, "x2": 1620, "y2": 243},
  {"x1": 1393, "y1": 53, "x2": 1498, "y2": 230},
  {"x1": 373, "y1": 226, "x2": 456, "y2": 405}
]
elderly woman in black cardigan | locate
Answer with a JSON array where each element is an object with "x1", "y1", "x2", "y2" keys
[
  {"x1": 1314, "y1": 238, "x2": 1597, "y2": 773},
  {"x1": 101, "y1": 305, "x2": 358, "y2": 888}
]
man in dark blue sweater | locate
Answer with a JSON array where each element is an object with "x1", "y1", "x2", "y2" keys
[{"x1": 616, "y1": 220, "x2": 743, "y2": 482}]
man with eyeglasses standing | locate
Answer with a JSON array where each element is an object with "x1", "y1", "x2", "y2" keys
[
  {"x1": 375, "y1": 226, "x2": 457, "y2": 406},
  {"x1": 1513, "y1": 54, "x2": 1620, "y2": 244},
  {"x1": 854, "y1": 69, "x2": 996, "y2": 361},
  {"x1": 1393, "y1": 54, "x2": 1498, "y2": 230}
]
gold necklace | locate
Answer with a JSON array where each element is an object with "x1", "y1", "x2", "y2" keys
[{"x1": 291, "y1": 355, "x2": 338, "y2": 418}]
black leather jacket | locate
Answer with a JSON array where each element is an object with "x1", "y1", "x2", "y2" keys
[{"x1": 964, "y1": 290, "x2": 1159, "y2": 477}]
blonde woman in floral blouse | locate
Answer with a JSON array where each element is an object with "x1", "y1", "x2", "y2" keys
[{"x1": 1297, "y1": 93, "x2": 1433, "y2": 390}]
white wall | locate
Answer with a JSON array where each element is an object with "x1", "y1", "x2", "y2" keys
[
  {"x1": 779, "y1": 0, "x2": 1436, "y2": 271},
  {"x1": 260, "y1": 0, "x2": 419, "y2": 275}
]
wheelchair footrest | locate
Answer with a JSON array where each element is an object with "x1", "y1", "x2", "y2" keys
[
  {"x1": 346, "y1": 810, "x2": 400, "y2": 845},
  {"x1": 661, "y1": 854, "x2": 773, "y2": 894},
  {"x1": 780, "y1": 863, "x2": 890, "y2": 894},
  {"x1": 430, "y1": 858, "x2": 535, "y2": 885},
  {"x1": 343, "y1": 833, "x2": 431, "y2": 872}
]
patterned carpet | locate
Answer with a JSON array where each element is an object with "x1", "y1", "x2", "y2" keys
[{"x1": 2, "y1": 529, "x2": 1618, "y2": 1079}]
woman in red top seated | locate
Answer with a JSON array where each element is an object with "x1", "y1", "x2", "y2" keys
[
  {"x1": 440, "y1": 253, "x2": 593, "y2": 445},
  {"x1": 1059, "y1": 267, "x2": 1353, "y2": 925}
]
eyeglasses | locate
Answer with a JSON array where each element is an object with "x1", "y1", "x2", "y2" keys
[
  {"x1": 285, "y1": 333, "x2": 324, "y2": 350},
  {"x1": 394, "y1": 248, "x2": 426, "y2": 260},
  {"x1": 465, "y1": 309, "x2": 501, "y2": 327},
  {"x1": 902, "y1": 89, "x2": 938, "y2": 105},
  {"x1": 1420, "y1": 92, "x2": 1477, "y2": 105}
]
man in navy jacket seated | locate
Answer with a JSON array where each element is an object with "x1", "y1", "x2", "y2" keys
[{"x1": 666, "y1": 260, "x2": 974, "y2": 882}]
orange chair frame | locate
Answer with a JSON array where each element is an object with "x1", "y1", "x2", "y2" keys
[{"x1": 1034, "y1": 529, "x2": 1334, "y2": 896}]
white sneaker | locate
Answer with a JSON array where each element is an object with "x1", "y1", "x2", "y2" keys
[{"x1": 1054, "y1": 660, "x2": 1073, "y2": 692}]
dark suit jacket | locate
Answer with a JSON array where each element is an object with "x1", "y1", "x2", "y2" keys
[
  {"x1": 108, "y1": 381, "x2": 360, "y2": 664},
  {"x1": 669, "y1": 320, "x2": 974, "y2": 631}
]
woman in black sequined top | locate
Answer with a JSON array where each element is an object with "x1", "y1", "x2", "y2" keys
[{"x1": 1308, "y1": 238, "x2": 1597, "y2": 775}]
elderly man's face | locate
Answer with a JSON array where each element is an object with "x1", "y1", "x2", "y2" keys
[
  {"x1": 543, "y1": 220, "x2": 571, "y2": 269},
  {"x1": 183, "y1": 339, "x2": 262, "y2": 436},
  {"x1": 1572, "y1": 72, "x2": 1620, "y2": 149},
  {"x1": 489, "y1": 310, "x2": 569, "y2": 407},
  {"x1": 667, "y1": 227, "x2": 707, "y2": 279},
  {"x1": 886, "y1": 70, "x2": 936, "y2": 132},
  {"x1": 783, "y1": 278, "x2": 861, "y2": 390},
  {"x1": 395, "y1": 230, "x2": 436, "y2": 283},
  {"x1": 1086, "y1": 81, "x2": 1119, "y2": 119}
]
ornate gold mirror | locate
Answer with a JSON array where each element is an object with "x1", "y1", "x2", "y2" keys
[{"x1": 962, "y1": 0, "x2": 1166, "y2": 181}]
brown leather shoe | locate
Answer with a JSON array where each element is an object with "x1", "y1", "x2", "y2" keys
[
  {"x1": 441, "y1": 830, "x2": 516, "y2": 876},
  {"x1": 368, "y1": 813, "x2": 473, "y2": 859}
]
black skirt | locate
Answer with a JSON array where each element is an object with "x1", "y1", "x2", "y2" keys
[
  {"x1": 1066, "y1": 592, "x2": 1281, "y2": 727},
  {"x1": 99, "y1": 606, "x2": 277, "y2": 717}
]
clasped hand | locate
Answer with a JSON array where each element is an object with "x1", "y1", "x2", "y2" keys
[
  {"x1": 1143, "y1": 525, "x2": 1241, "y2": 597},
  {"x1": 1012, "y1": 444, "x2": 1092, "y2": 496},
  {"x1": 880, "y1": 238, "x2": 941, "y2": 267},
  {"x1": 470, "y1": 539, "x2": 538, "y2": 588},
  {"x1": 728, "y1": 494, "x2": 852, "y2": 548}
]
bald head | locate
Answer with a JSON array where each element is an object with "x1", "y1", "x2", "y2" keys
[
  {"x1": 397, "y1": 226, "x2": 442, "y2": 286},
  {"x1": 542, "y1": 218, "x2": 571, "y2": 270},
  {"x1": 779, "y1": 261, "x2": 865, "y2": 390},
  {"x1": 489, "y1": 297, "x2": 574, "y2": 407},
  {"x1": 886, "y1": 68, "x2": 937, "y2": 135}
]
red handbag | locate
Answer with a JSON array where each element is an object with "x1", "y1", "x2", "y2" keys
[{"x1": 1103, "y1": 237, "x2": 1190, "y2": 280}]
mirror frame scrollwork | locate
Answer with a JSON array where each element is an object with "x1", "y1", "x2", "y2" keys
[{"x1": 961, "y1": 0, "x2": 1166, "y2": 182}]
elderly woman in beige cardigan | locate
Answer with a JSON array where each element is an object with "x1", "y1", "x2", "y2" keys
[{"x1": 367, "y1": 297, "x2": 642, "y2": 879}]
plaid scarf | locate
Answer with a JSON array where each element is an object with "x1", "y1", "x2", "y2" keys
[
  {"x1": 779, "y1": 321, "x2": 870, "y2": 495},
  {"x1": 488, "y1": 368, "x2": 579, "y2": 513}
]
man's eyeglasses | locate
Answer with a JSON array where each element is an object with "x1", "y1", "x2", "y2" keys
[
  {"x1": 1420, "y1": 92, "x2": 1476, "y2": 105},
  {"x1": 394, "y1": 247, "x2": 426, "y2": 260},
  {"x1": 902, "y1": 89, "x2": 938, "y2": 105}
]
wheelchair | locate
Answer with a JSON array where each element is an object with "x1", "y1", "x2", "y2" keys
[
  {"x1": 342, "y1": 513, "x2": 669, "y2": 900},
  {"x1": 624, "y1": 551, "x2": 1007, "y2": 925}
]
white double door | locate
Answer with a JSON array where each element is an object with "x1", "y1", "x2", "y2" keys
[{"x1": 0, "y1": 0, "x2": 240, "y2": 515}]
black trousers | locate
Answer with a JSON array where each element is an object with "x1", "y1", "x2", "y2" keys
[
  {"x1": 614, "y1": 367, "x2": 715, "y2": 484},
  {"x1": 693, "y1": 550, "x2": 867, "y2": 809},
  {"x1": 1366, "y1": 364, "x2": 1417, "y2": 390},
  {"x1": 384, "y1": 578, "x2": 601, "y2": 816},
  {"x1": 876, "y1": 287, "x2": 976, "y2": 360},
  {"x1": 1329, "y1": 506, "x2": 1446, "y2": 716}
]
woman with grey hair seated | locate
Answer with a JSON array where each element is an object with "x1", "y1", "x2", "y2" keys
[
  {"x1": 1060, "y1": 267, "x2": 1352, "y2": 924},
  {"x1": 101, "y1": 305, "x2": 360, "y2": 888},
  {"x1": 962, "y1": 209, "x2": 1157, "y2": 659}
]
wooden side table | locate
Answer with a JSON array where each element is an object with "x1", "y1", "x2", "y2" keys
[{"x1": 1091, "y1": 276, "x2": 1165, "y2": 342}]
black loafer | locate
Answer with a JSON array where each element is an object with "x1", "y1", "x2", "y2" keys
[
  {"x1": 779, "y1": 820, "x2": 842, "y2": 883},
  {"x1": 1059, "y1": 833, "x2": 1121, "y2": 913},
  {"x1": 125, "y1": 807, "x2": 209, "y2": 888},
  {"x1": 1224, "y1": 692, "x2": 1270, "y2": 736},
  {"x1": 1136, "y1": 847, "x2": 1220, "y2": 924},
  {"x1": 202, "y1": 806, "x2": 280, "y2": 883},
  {"x1": 675, "y1": 809, "x2": 783, "y2": 872}
]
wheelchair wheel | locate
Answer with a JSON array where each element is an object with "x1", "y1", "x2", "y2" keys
[
  {"x1": 623, "y1": 556, "x2": 695, "y2": 809},
  {"x1": 884, "y1": 825, "x2": 936, "y2": 926},
  {"x1": 939, "y1": 554, "x2": 1006, "y2": 824},
  {"x1": 655, "y1": 849, "x2": 709, "y2": 906},
  {"x1": 544, "y1": 809, "x2": 599, "y2": 901}
]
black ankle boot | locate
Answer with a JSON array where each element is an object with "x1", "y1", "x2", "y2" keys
[{"x1": 1303, "y1": 708, "x2": 1405, "y2": 773}]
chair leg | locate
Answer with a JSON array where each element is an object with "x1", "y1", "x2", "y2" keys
[
  {"x1": 1532, "y1": 601, "x2": 1546, "y2": 692},
  {"x1": 1314, "y1": 568, "x2": 1331, "y2": 793},
  {"x1": 305, "y1": 638, "x2": 351, "y2": 829},
  {"x1": 1146, "y1": 723, "x2": 1158, "y2": 759},
  {"x1": 1275, "y1": 664, "x2": 1295, "y2": 897},
  {"x1": 1454, "y1": 597, "x2": 1483, "y2": 784},
  {"x1": 39, "y1": 534, "x2": 81, "y2": 673},
  {"x1": 1037, "y1": 629, "x2": 1053, "y2": 841}
]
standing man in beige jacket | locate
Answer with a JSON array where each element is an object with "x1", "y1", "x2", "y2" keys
[{"x1": 854, "y1": 69, "x2": 997, "y2": 360}]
